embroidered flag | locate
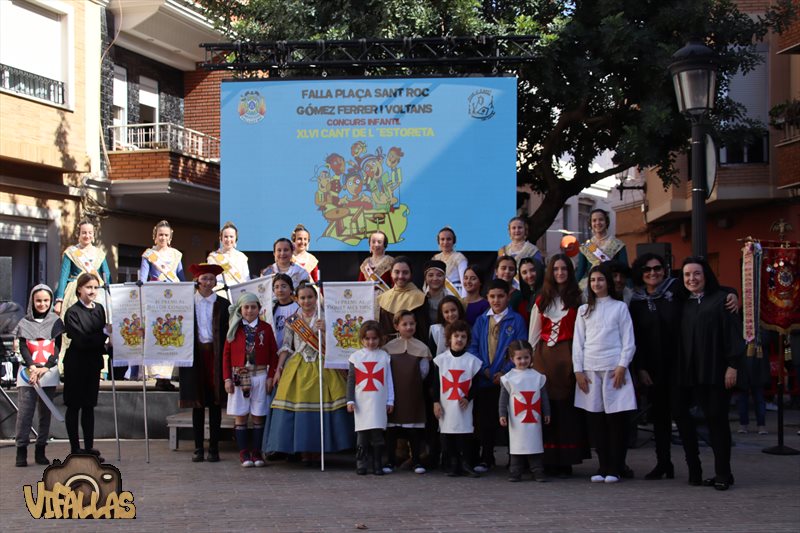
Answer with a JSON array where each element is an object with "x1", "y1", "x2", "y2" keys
[
  {"x1": 760, "y1": 245, "x2": 800, "y2": 334},
  {"x1": 323, "y1": 281, "x2": 375, "y2": 370}
]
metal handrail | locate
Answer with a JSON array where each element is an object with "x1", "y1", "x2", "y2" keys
[
  {"x1": 108, "y1": 122, "x2": 220, "y2": 160},
  {"x1": 0, "y1": 63, "x2": 64, "y2": 105}
]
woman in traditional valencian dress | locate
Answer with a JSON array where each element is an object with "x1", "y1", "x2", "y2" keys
[
  {"x1": 432, "y1": 227, "x2": 468, "y2": 298},
  {"x1": 498, "y1": 216, "x2": 543, "y2": 268},
  {"x1": 575, "y1": 209, "x2": 628, "y2": 287},
  {"x1": 139, "y1": 219, "x2": 185, "y2": 389},
  {"x1": 207, "y1": 221, "x2": 250, "y2": 295},
  {"x1": 528, "y1": 254, "x2": 588, "y2": 476},
  {"x1": 54, "y1": 219, "x2": 110, "y2": 317},
  {"x1": 291, "y1": 224, "x2": 319, "y2": 282},
  {"x1": 266, "y1": 282, "x2": 353, "y2": 460},
  {"x1": 358, "y1": 231, "x2": 394, "y2": 293},
  {"x1": 261, "y1": 238, "x2": 310, "y2": 289}
]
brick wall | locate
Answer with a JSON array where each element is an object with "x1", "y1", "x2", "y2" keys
[
  {"x1": 108, "y1": 151, "x2": 220, "y2": 188},
  {"x1": 776, "y1": 140, "x2": 800, "y2": 187},
  {"x1": 778, "y1": 16, "x2": 800, "y2": 52},
  {"x1": 735, "y1": 0, "x2": 771, "y2": 12},
  {"x1": 184, "y1": 68, "x2": 226, "y2": 138},
  {"x1": 716, "y1": 163, "x2": 770, "y2": 185}
]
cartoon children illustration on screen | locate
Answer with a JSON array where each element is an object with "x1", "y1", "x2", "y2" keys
[{"x1": 313, "y1": 142, "x2": 409, "y2": 246}]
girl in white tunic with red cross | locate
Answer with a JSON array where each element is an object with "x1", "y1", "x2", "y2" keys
[
  {"x1": 572, "y1": 263, "x2": 636, "y2": 484},
  {"x1": 431, "y1": 320, "x2": 482, "y2": 477},
  {"x1": 347, "y1": 321, "x2": 394, "y2": 476},
  {"x1": 500, "y1": 340, "x2": 551, "y2": 482}
]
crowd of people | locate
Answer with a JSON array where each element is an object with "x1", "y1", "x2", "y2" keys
[{"x1": 13, "y1": 212, "x2": 753, "y2": 490}]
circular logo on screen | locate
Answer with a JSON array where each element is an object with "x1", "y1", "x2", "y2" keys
[
  {"x1": 468, "y1": 89, "x2": 495, "y2": 120},
  {"x1": 238, "y1": 91, "x2": 266, "y2": 124}
]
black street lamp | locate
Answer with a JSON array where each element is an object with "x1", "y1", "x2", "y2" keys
[{"x1": 669, "y1": 40, "x2": 718, "y2": 258}]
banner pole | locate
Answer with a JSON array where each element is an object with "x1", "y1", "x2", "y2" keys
[
  {"x1": 105, "y1": 285, "x2": 121, "y2": 462},
  {"x1": 138, "y1": 282, "x2": 150, "y2": 463},
  {"x1": 317, "y1": 271, "x2": 325, "y2": 472}
]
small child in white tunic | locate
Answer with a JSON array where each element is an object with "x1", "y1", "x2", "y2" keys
[
  {"x1": 431, "y1": 320, "x2": 482, "y2": 477},
  {"x1": 572, "y1": 264, "x2": 636, "y2": 484},
  {"x1": 347, "y1": 321, "x2": 394, "y2": 476},
  {"x1": 500, "y1": 340, "x2": 551, "y2": 482}
]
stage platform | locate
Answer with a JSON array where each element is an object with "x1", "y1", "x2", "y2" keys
[{"x1": 0, "y1": 381, "x2": 184, "y2": 440}]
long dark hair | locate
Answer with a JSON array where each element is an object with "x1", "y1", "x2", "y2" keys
[
  {"x1": 538, "y1": 254, "x2": 581, "y2": 312},
  {"x1": 519, "y1": 257, "x2": 544, "y2": 302},
  {"x1": 583, "y1": 263, "x2": 619, "y2": 317}
]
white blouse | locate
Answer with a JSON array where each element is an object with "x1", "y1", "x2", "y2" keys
[{"x1": 572, "y1": 296, "x2": 635, "y2": 372}]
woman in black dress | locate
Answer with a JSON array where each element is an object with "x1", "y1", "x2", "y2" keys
[
  {"x1": 630, "y1": 253, "x2": 681, "y2": 480},
  {"x1": 675, "y1": 257, "x2": 743, "y2": 490},
  {"x1": 63, "y1": 273, "x2": 109, "y2": 460}
]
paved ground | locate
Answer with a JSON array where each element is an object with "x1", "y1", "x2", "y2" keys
[{"x1": 2, "y1": 409, "x2": 799, "y2": 532}]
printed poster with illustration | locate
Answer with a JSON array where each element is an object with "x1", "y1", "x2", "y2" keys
[
  {"x1": 229, "y1": 275, "x2": 275, "y2": 338},
  {"x1": 108, "y1": 284, "x2": 145, "y2": 367},
  {"x1": 323, "y1": 281, "x2": 375, "y2": 370},
  {"x1": 221, "y1": 77, "x2": 517, "y2": 252},
  {"x1": 141, "y1": 282, "x2": 195, "y2": 367}
]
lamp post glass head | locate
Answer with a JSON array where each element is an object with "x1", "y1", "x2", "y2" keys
[{"x1": 669, "y1": 40, "x2": 718, "y2": 117}]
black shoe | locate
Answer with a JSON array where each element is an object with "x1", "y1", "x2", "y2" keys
[
  {"x1": 508, "y1": 474, "x2": 522, "y2": 482},
  {"x1": 704, "y1": 474, "x2": 734, "y2": 489},
  {"x1": 267, "y1": 452, "x2": 287, "y2": 461},
  {"x1": 192, "y1": 448, "x2": 205, "y2": 462},
  {"x1": 461, "y1": 461, "x2": 480, "y2": 478},
  {"x1": 34, "y1": 445, "x2": 50, "y2": 465},
  {"x1": 715, "y1": 474, "x2": 734, "y2": 491},
  {"x1": 207, "y1": 449, "x2": 220, "y2": 462},
  {"x1": 356, "y1": 467, "x2": 368, "y2": 475},
  {"x1": 644, "y1": 462, "x2": 674, "y2": 480},
  {"x1": 155, "y1": 379, "x2": 176, "y2": 391},
  {"x1": 84, "y1": 448, "x2": 105, "y2": 462},
  {"x1": 16, "y1": 446, "x2": 27, "y2": 467},
  {"x1": 532, "y1": 469, "x2": 548, "y2": 482},
  {"x1": 621, "y1": 464, "x2": 635, "y2": 479}
]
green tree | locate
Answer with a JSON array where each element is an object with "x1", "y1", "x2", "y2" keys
[{"x1": 199, "y1": 0, "x2": 795, "y2": 241}]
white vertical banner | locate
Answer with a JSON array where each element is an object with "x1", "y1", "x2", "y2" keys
[
  {"x1": 229, "y1": 275, "x2": 274, "y2": 330},
  {"x1": 141, "y1": 282, "x2": 195, "y2": 367},
  {"x1": 323, "y1": 281, "x2": 375, "y2": 370},
  {"x1": 108, "y1": 284, "x2": 144, "y2": 367}
]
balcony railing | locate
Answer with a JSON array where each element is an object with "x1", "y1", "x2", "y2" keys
[
  {"x1": 109, "y1": 122, "x2": 220, "y2": 161},
  {"x1": 780, "y1": 122, "x2": 800, "y2": 144},
  {"x1": 0, "y1": 63, "x2": 65, "y2": 105}
]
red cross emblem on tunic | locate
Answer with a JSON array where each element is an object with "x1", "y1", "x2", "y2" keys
[
  {"x1": 442, "y1": 369, "x2": 470, "y2": 400},
  {"x1": 513, "y1": 391, "x2": 541, "y2": 424},
  {"x1": 26, "y1": 340, "x2": 55, "y2": 365},
  {"x1": 355, "y1": 361, "x2": 384, "y2": 392}
]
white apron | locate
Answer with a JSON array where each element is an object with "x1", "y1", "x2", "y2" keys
[
  {"x1": 501, "y1": 369, "x2": 547, "y2": 455},
  {"x1": 433, "y1": 350, "x2": 482, "y2": 434},
  {"x1": 16, "y1": 339, "x2": 60, "y2": 388},
  {"x1": 349, "y1": 348, "x2": 392, "y2": 432}
]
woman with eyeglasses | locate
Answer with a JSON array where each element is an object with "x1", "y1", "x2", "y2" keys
[
  {"x1": 630, "y1": 253, "x2": 740, "y2": 485},
  {"x1": 629, "y1": 253, "x2": 681, "y2": 480}
]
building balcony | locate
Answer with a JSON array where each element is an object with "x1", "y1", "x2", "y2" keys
[
  {"x1": 777, "y1": 15, "x2": 800, "y2": 54},
  {"x1": 0, "y1": 63, "x2": 64, "y2": 105},
  {"x1": 106, "y1": 122, "x2": 220, "y2": 224},
  {"x1": 776, "y1": 134, "x2": 800, "y2": 190}
]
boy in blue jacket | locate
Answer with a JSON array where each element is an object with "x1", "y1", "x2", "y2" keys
[{"x1": 469, "y1": 279, "x2": 527, "y2": 472}]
